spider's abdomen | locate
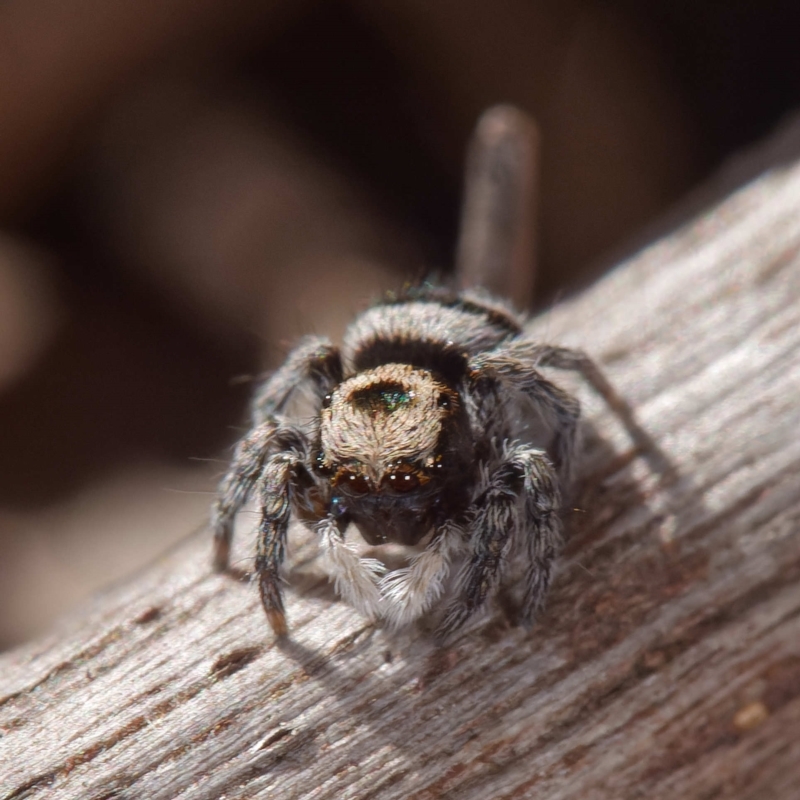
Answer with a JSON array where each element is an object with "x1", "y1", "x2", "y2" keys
[{"x1": 343, "y1": 298, "x2": 519, "y2": 380}]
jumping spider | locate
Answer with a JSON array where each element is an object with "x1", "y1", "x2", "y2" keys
[{"x1": 212, "y1": 286, "x2": 628, "y2": 642}]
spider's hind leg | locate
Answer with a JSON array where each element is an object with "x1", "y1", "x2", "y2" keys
[
  {"x1": 513, "y1": 343, "x2": 630, "y2": 420},
  {"x1": 500, "y1": 340, "x2": 675, "y2": 482}
]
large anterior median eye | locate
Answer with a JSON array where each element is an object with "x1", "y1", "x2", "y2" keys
[
  {"x1": 334, "y1": 469, "x2": 372, "y2": 494},
  {"x1": 383, "y1": 464, "x2": 423, "y2": 493}
]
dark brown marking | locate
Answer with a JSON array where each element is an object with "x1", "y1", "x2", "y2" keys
[{"x1": 211, "y1": 646, "x2": 262, "y2": 680}]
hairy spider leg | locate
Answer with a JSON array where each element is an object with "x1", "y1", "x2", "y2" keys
[
  {"x1": 470, "y1": 348, "x2": 582, "y2": 485},
  {"x1": 212, "y1": 421, "x2": 278, "y2": 572},
  {"x1": 436, "y1": 444, "x2": 560, "y2": 642},
  {"x1": 213, "y1": 339, "x2": 342, "y2": 571},
  {"x1": 255, "y1": 444, "x2": 309, "y2": 637},
  {"x1": 251, "y1": 336, "x2": 342, "y2": 424},
  {"x1": 516, "y1": 446, "x2": 564, "y2": 625},
  {"x1": 213, "y1": 419, "x2": 307, "y2": 565},
  {"x1": 497, "y1": 340, "x2": 674, "y2": 480}
]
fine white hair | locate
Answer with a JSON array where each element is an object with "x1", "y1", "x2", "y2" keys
[
  {"x1": 379, "y1": 521, "x2": 463, "y2": 628},
  {"x1": 317, "y1": 518, "x2": 385, "y2": 619}
]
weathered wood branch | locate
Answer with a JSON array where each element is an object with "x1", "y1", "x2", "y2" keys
[{"x1": 3, "y1": 117, "x2": 800, "y2": 799}]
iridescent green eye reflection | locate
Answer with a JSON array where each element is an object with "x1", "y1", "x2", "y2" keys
[
  {"x1": 380, "y1": 388, "x2": 413, "y2": 412},
  {"x1": 351, "y1": 383, "x2": 415, "y2": 414}
]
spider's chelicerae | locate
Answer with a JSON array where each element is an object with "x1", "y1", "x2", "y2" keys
[{"x1": 212, "y1": 286, "x2": 627, "y2": 642}]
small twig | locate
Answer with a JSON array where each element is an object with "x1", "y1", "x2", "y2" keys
[{"x1": 455, "y1": 104, "x2": 540, "y2": 308}]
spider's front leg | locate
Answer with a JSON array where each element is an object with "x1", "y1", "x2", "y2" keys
[
  {"x1": 212, "y1": 418, "x2": 310, "y2": 636},
  {"x1": 254, "y1": 441, "x2": 310, "y2": 637},
  {"x1": 212, "y1": 337, "x2": 342, "y2": 571},
  {"x1": 212, "y1": 422, "x2": 276, "y2": 572},
  {"x1": 436, "y1": 444, "x2": 561, "y2": 643}
]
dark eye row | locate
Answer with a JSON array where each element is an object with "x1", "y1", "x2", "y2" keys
[{"x1": 334, "y1": 464, "x2": 427, "y2": 495}]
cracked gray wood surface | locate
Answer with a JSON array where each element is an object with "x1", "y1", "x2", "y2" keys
[{"x1": 3, "y1": 120, "x2": 800, "y2": 799}]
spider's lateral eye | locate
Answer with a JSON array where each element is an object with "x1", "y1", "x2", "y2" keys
[
  {"x1": 437, "y1": 393, "x2": 451, "y2": 409},
  {"x1": 322, "y1": 393, "x2": 333, "y2": 409},
  {"x1": 315, "y1": 452, "x2": 332, "y2": 475}
]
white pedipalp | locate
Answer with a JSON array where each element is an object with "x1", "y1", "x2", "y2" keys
[
  {"x1": 378, "y1": 521, "x2": 463, "y2": 628},
  {"x1": 317, "y1": 518, "x2": 385, "y2": 618}
]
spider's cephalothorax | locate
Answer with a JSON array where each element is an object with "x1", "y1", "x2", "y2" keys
[
  {"x1": 213, "y1": 286, "x2": 621, "y2": 641},
  {"x1": 318, "y1": 364, "x2": 473, "y2": 548}
]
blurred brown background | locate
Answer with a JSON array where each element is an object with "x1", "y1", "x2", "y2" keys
[{"x1": 1, "y1": 0, "x2": 798, "y2": 649}]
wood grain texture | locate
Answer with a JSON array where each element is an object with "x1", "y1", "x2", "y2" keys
[{"x1": 3, "y1": 119, "x2": 800, "y2": 799}]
